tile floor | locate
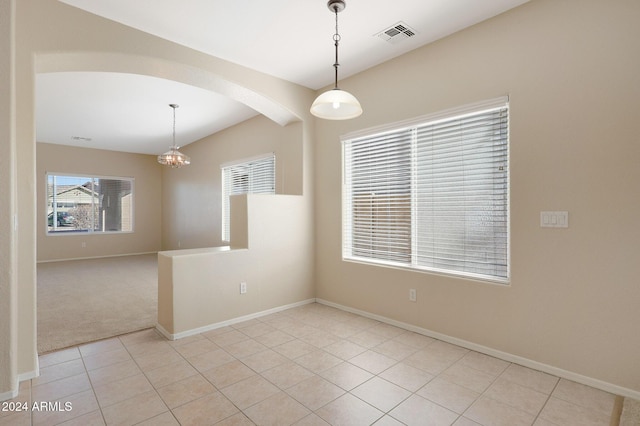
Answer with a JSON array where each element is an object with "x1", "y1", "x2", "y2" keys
[{"x1": 0, "y1": 302, "x2": 617, "y2": 426}]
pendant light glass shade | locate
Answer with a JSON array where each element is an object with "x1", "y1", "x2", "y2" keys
[
  {"x1": 158, "y1": 104, "x2": 190, "y2": 168},
  {"x1": 311, "y1": 0, "x2": 362, "y2": 120},
  {"x1": 311, "y1": 88, "x2": 362, "y2": 120},
  {"x1": 157, "y1": 147, "x2": 191, "y2": 168}
]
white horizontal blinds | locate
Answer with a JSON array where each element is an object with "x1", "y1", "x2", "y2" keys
[
  {"x1": 222, "y1": 155, "x2": 275, "y2": 241},
  {"x1": 414, "y1": 106, "x2": 509, "y2": 279},
  {"x1": 343, "y1": 99, "x2": 509, "y2": 282},
  {"x1": 344, "y1": 130, "x2": 413, "y2": 264}
]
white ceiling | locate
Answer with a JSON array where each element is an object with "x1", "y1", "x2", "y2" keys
[{"x1": 37, "y1": 0, "x2": 529, "y2": 155}]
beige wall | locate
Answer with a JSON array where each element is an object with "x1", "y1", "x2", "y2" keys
[
  {"x1": 1, "y1": 0, "x2": 315, "y2": 398},
  {"x1": 0, "y1": 0, "x2": 17, "y2": 401},
  {"x1": 314, "y1": 0, "x2": 640, "y2": 394},
  {"x1": 161, "y1": 116, "x2": 303, "y2": 250},
  {"x1": 36, "y1": 143, "x2": 162, "y2": 261}
]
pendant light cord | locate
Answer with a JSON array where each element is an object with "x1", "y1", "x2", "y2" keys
[{"x1": 333, "y1": 6, "x2": 341, "y2": 90}]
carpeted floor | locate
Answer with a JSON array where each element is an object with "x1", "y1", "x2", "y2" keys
[{"x1": 37, "y1": 253, "x2": 157, "y2": 354}]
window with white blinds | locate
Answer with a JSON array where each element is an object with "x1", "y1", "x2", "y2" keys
[
  {"x1": 222, "y1": 154, "x2": 275, "y2": 241},
  {"x1": 343, "y1": 98, "x2": 509, "y2": 283}
]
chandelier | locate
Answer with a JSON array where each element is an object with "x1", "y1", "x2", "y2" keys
[{"x1": 157, "y1": 104, "x2": 191, "y2": 168}]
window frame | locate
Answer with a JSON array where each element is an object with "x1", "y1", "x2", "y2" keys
[
  {"x1": 342, "y1": 97, "x2": 510, "y2": 284},
  {"x1": 45, "y1": 172, "x2": 135, "y2": 235}
]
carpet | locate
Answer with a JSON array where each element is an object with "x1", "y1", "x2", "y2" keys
[
  {"x1": 620, "y1": 397, "x2": 640, "y2": 426},
  {"x1": 37, "y1": 253, "x2": 157, "y2": 353}
]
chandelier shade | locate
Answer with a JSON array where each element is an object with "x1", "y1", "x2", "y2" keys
[
  {"x1": 158, "y1": 104, "x2": 191, "y2": 168},
  {"x1": 310, "y1": 0, "x2": 362, "y2": 120}
]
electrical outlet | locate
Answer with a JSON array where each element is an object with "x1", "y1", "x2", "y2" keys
[
  {"x1": 240, "y1": 282, "x2": 247, "y2": 294},
  {"x1": 409, "y1": 289, "x2": 417, "y2": 302},
  {"x1": 81, "y1": 242, "x2": 86, "y2": 248}
]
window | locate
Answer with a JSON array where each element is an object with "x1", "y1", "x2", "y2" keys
[
  {"x1": 47, "y1": 174, "x2": 134, "y2": 234},
  {"x1": 343, "y1": 98, "x2": 509, "y2": 282},
  {"x1": 221, "y1": 154, "x2": 275, "y2": 241}
]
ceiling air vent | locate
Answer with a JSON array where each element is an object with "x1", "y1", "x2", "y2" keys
[{"x1": 376, "y1": 22, "x2": 417, "y2": 45}]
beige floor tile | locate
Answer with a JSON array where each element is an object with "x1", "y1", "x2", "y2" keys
[
  {"x1": 538, "y1": 396, "x2": 612, "y2": 426},
  {"x1": 244, "y1": 391, "x2": 310, "y2": 425},
  {"x1": 349, "y1": 350, "x2": 397, "y2": 375},
  {"x1": 552, "y1": 379, "x2": 616, "y2": 417},
  {"x1": 32, "y1": 359, "x2": 86, "y2": 386},
  {"x1": 373, "y1": 339, "x2": 417, "y2": 361},
  {"x1": 214, "y1": 412, "x2": 255, "y2": 425},
  {"x1": 32, "y1": 389, "x2": 100, "y2": 426},
  {"x1": 299, "y1": 330, "x2": 341, "y2": 348},
  {"x1": 57, "y1": 409, "x2": 105, "y2": 426},
  {"x1": 156, "y1": 374, "x2": 216, "y2": 409},
  {"x1": 0, "y1": 410, "x2": 31, "y2": 426},
  {"x1": 79, "y1": 338, "x2": 124, "y2": 358},
  {"x1": 101, "y1": 390, "x2": 168, "y2": 426},
  {"x1": 186, "y1": 348, "x2": 236, "y2": 373},
  {"x1": 253, "y1": 330, "x2": 296, "y2": 347},
  {"x1": 439, "y1": 362, "x2": 496, "y2": 393},
  {"x1": 456, "y1": 351, "x2": 510, "y2": 377},
  {"x1": 38, "y1": 347, "x2": 81, "y2": 368},
  {"x1": 453, "y1": 417, "x2": 482, "y2": 426},
  {"x1": 235, "y1": 322, "x2": 276, "y2": 338},
  {"x1": 464, "y1": 395, "x2": 536, "y2": 426},
  {"x1": 293, "y1": 413, "x2": 331, "y2": 425},
  {"x1": 32, "y1": 373, "x2": 92, "y2": 403},
  {"x1": 171, "y1": 392, "x2": 239, "y2": 426},
  {"x1": 144, "y1": 359, "x2": 199, "y2": 388},
  {"x1": 404, "y1": 346, "x2": 464, "y2": 376},
  {"x1": 206, "y1": 330, "x2": 249, "y2": 348},
  {"x1": 201, "y1": 325, "x2": 235, "y2": 339},
  {"x1": 322, "y1": 321, "x2": 361, "y2": 339},
  {"x1": 241, "y1": 348, "x2": 288, "y2": 372},
  {"x1": 231, "y1": 318, "x2": 262, "y2": 330},
  {"x1": 220, "y1": 375, "x2": 280, "y2": 410},
  {"x1": 417, "y1": 377, "x2": 480, "y2": 414},
  {"x1": 261, "y1": 361, "x2": 315, "y2": 390},
  {"x1": 135, "y1": 348, "x2": 183, "y2": 372},
  {"x1": 389, "y1": 394, "x2": 459, "y2": 426},
  {"x1": 316, "y1": 393, "x2": 384, "y2": 426},
  {"x1": 352, "y1": 377, "x2": 411, "y2": 412},
  {"x1": 349, "y1": 330, "x2": 389, "y2": 349},
  {"x1": 172, "y1": 338, "x2": 220, "y2": 358},
  {"x1": 82, "y1": 347, "x2": 132, "y2": 371},
  {"x1": 368, "y1": 323, "x2": 406, "y2": 339},
  {"x1": 379, "y1": 362, "x2": 434, "y2": 392},
  {"x1": 166, "y1": 333, "x2": 206, "y2": 348},
  {"x1": 277, "y1": 322, "x2": 318, "y2": 338},
  {"x1": 295, "y1": 349, "x2": 342, "y2": 373},
  {"x1": 499, "y1": 364, "x2": 559, "y2": 395},
  {"x1": 273, "y1": 339, "x2": 316, "y2": 359},
  {"x1": 126, "y1": 339, "x2": 174, "y2": 359},
  {"x1": 374, "y1": 415, "x2": 406, "y2": 426},
  {"x1": 93, "y1": 373, "x2": 155, "y2": 408},
  {"x1": 484, "y1": 377, "x2": 549, "y2": 415},
  {"x1": 323, "y1": 340, "x2": 367, "y2": 360},
  {"x1": 135, "y1": 411, "x2": 180, "y2": 426},
  {"x1": 391, "y1": 332, "x2": 435, "y2": 349},
  {"x1": 224, "y1": 339, "x2": 268, "y2": 359},
  {"x1": 87, "y1": 359, "x2": 142, "y2": 387},
  {"x1": 320, "y1": 362, "x2": 374, "y2": 391},
  {"x1": 118, "y1": 328, "x2": 165, "y2": 347},
  {"x1": 286, "y1": 375, "x2": 345, "y2": 411},
  {"x1": 202, "y1": 360, "x2": 256, "y2": 389}
]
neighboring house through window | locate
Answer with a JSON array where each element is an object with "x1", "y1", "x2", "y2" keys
[
  {"x1": 221, "y1": 154, "x2": 276, "y2": 242},
  {"x1": 342, "y1": 97, "x2": 509, "y2": 283},
  {"x1": 46, "y1": 174, "x2": 134, "y2": 234}
]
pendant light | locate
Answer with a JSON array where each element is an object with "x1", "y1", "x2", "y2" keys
[
  {"x1": 157, "y1": 104, "x2": 191, "y2": 168},
  {"x1": 310, "y1": 0, "x2": 362, "y2": 120}
]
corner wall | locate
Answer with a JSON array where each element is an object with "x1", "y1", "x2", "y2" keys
[{"x1": 314, "y1": 0, "x2": 640, "y2": 394}]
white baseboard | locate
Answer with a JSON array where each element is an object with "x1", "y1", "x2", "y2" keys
[
  {"x1": 0, "y1": 387, "x2": 18, "y2": 402},
  {"x1": 316, "y1": 298, "x2": 640, "y2": 400},
  {"x1": 1, "y1": 363, "x2": 39, "y2": 402},
  {"x1": 156, "y1": 298, "x2": 316, "y2": 341}
]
